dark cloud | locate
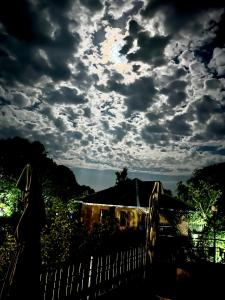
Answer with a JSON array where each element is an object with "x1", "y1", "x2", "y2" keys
[
  {"x1": 124, "y1": 78, "x2": 157, "y2": 115},
  {"x1": 0, "y1": 0, "x2": 49, "y2": 42},
  {"x1": 127, "y1": 32, "x2": 170, "y2": 66},
  {"x1": 197, "y1": 145, "x2": 225, "y2": 156},
  {"x1": 120, "y1": 19, "x2": 142, "y2": 55},
  {"x1": 92, "y1": 28, "x2": 106, "y2": 47},
  {"x1": 5, "y1": 92, "x2": 32, "y2": 108},
  {"x1": 132, "y1": 64, "x2": 141, "y2": 73},
  {"x1": 53, "y1": 117, "x2": 67, "y2": 131},
  {"x1": 73, "y1": 60, "x2": 95, "y2": 87},
  {"x1": 104, "y1": 1, "x2": 143, "y2": 30},
  {"x1": 67, "y1": 130, "x2": 83, "y2": 140},
  {"x1": 0, "y1": 96, "x2": 11, "y2": 107},
  {"x1": 207, "y1": 116, "x2": 225, "y2": 137},
  {"x1": 44, "y1": 86, "x2": 87, "y2": 104},
  {"x1": 101, "y1": 76, "x2": 157, "y2": 116},
  {"x1": 80, "y1": 139, "x2": 89, "y2": 146},
  {"x1": 195, "y1": 13, "x2": 225, "y2": 64},
  {"x1": 110, "y1": 126, "x2": 127, "y2": 142},
  {"x1": 141, "y1": 124, "x2": 169, "y2": 146},
  {"x1": 24, "y1": 122, "x2": 36, "y2": 130},
  {"x1": 79, "y1": 0, "x2": 103, "y2": 11},
  {"x1": 109, "y1": 122, "x2": 131, "y2": 143},
  {"x1": 204, "y1": 78, "x2": 221, "y2": 90},
  {"x1": 167, "y1": 114, "x2": 192, "y2": 136},
  {"x1": 167, "y1": 91, "x2": 186, "y2": 107},
  {"x1": 215, "y1": 148, "x2": 225, "y2": 156},
  {"x1": 101, "y1": 120, "x2": 110, "y2": 131},
  {"x1": 161, "y1": 80, "x2": 187, "y2": 107},
  {"x1": 120, "y1": 35, "x2": 134, "y2": 55},
  {"x1": 129, "y1": 19, "x2": 142, "y2": 36},
  {"x1": 0, "y1": 124, "x2": 70, "y2": 156},
  {"x1": 60, "y1": 107, "x2": 79, "y2": 128},
  {"x1": 83, "y1": 107, "x2": 91, "y2": 118},
  {"x1": 146, "y1": 112, "x2": 164, "y2": 122},
  {"x1": 0, "y1": 0, "x2": 79, "y2": 87},
  {"x1": 120, "y1": 18, "x2": 170, "y2": 66},
  {"x1": 194, "y1": 95, "x2": 224, "y2": 123},
  {"x1": 161, "y1": 80, "x2": 187, "y2": 94},
  {"x1": 39, "y1": 106, "x2": 66, "y2": 130},
  {"x1": 141, "y1": 0, "x2": 225, "y2": 34},
  {"x1": 0, "y1": 125, "x2": 26, "y2": 139}
]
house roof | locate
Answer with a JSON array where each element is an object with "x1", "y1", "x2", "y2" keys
[
  {"x1": 82, "y1": 179, "x2": 154, "y2": 207},
  {"x1": 160, "y1": 194, "x2": 193, "y2": 211},
  {"x1": 81, "y1": 179, "x2": 192, "y2": 211}
]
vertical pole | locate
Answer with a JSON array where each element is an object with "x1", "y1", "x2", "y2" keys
[
  {"x1": 211, "y1": 205, "x2": 217, "y2": 264},
  {"x1": 213, "y1": 213, "x2": 216, "y2": 263}
]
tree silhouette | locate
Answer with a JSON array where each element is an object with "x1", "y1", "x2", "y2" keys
[{"x1": 115, "y1": 167, "x2": 128, "y2": 185}]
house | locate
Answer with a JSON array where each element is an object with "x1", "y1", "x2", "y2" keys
[{"x1": 77, "y1": 179, "x2": 192, "y2": 259}]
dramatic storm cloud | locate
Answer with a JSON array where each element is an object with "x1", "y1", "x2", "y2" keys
[{"x1": 1, "y1": 0, "x2": 225, "y2": 192}]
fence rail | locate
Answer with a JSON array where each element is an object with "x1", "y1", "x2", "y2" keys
[{"x1": 40, "y1": 245, "x2": 148, "y2": 300}]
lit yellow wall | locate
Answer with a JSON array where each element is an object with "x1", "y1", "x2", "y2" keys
[
  {"x1": 80, "y1": 203, "x2": 147, "y2": 231},
  {"x1": 80, "y1": 203, "x2": 188, "y2": 236}
]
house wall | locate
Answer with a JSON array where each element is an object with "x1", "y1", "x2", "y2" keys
[
  {"x1": 80, "y1": 203, "x2": 148, "y2": 231},
  {"x1": 80, "y1": 203, "x2": 188, "y2": 233}
]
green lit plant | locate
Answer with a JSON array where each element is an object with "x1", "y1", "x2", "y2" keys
[
  {"x1": 178, "y1": 180, "x2": 222, "y2": 231},
  {"x1": 0, "y1": 178, "x2": 20, "y2": 217},
  {"x1": 41, "y1": 197, "x2": 85, "y2": 264}
]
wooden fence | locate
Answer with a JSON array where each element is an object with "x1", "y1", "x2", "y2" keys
[{"x1": 40, "y1": 245, "x2": 148, "y2": 300}]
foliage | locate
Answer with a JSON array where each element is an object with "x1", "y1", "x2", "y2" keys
[
  {"x1": 41, "y1": 197, "x2": 84, "y2": 265},
  {"x1": 115, "y1": 167, "x2": 128, "y2": 185},
  {"x1": 0, "y1": 231, "x2": 16, "y2": 280},
  {"x1": 163, "y1": 188, "x2": 173, "y2": 197},
  {"x1": 177, "y1": 180, "x2": 221, "y2": 226},
  {"x1": 83, "y1": 212, "x2": 120, "y2": 255},
  {"x1": 176, "y1": 181, "x2": 189, "y2": 202},
  {"x1": 0, "y1": 178, "x2": 20, "y2": 217},
  {"x1": 187, "y1": 162, "x2": 225, "y2": 213},
  {"x1": 177, "y1": 178, "x2": 224, "y2": 260},
  {"x1": 187, "y1": 180, "x2": 221, "y2": 223}
]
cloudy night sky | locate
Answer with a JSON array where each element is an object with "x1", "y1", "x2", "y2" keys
[{"x1": 0, "y1": 0, "x2": 225, "y2": 192}]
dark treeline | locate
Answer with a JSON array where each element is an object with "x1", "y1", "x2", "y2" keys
[
  {"x1": 177, "y1": 161, "x2": 225, "y2": 213},
  {"x1": 0, "y1": 137, "x2": 94, "y2": 202}
]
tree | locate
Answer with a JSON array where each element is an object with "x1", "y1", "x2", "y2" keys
[
  {"x1": 185, "y1": 180, "x2": 222, "y2": 227},
  {"x1": 177, "y1": 179, "x2": 223, "y2": 254},
  {"x1": 187, "y1": 162, "x2": 225, "y2": 212},
  {"x1": 176, "y1": 181, "x2": 189, "y2": 202},
  {"x1": 115, "y1": 167, "x2": 128, "y2": 185}
]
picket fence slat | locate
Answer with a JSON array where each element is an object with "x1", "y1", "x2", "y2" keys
[{"x1": 40, "y1": 245, "x2": 149, "y2": 300}]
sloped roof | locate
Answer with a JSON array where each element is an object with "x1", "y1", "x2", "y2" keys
[
  {"x1": 82, "y1": 178, "x2": 192, "y2": 211},
  {"x1": 160, "y1": 194, "x2": 193, "y2": 211},
  {"x1": 82, "y1": 179, "x2": 155, "y2": 207}
]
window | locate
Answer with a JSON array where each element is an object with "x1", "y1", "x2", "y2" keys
[
  {"x1": 120, "y1": 211, "x2": 128, "y2": 227},
  {"x1": 99, "y1": 209, "x2": 108, "y2": 223}
]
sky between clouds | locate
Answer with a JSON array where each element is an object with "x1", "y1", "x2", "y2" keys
[{"x1": 0, "y1": 0, "x2": 225, "y2": 192}]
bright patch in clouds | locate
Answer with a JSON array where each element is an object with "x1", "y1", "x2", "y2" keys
[
  {"x1": 109, "y1": 41, "x2": 126, "y2": 64},
  {"x1": 101, "y1": 27, "x2": 132, "y2": 74}
]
